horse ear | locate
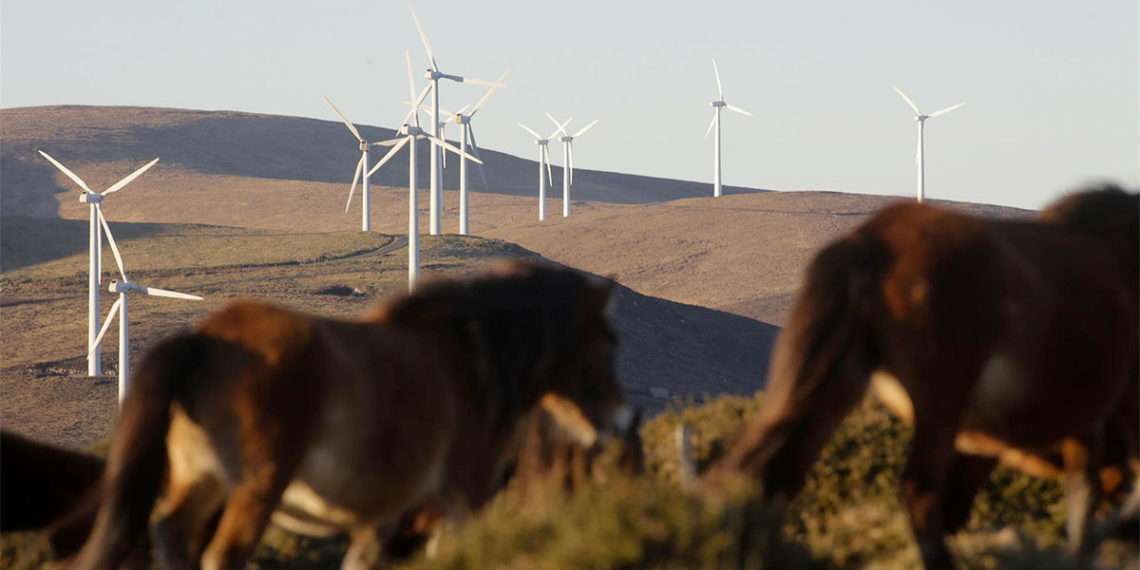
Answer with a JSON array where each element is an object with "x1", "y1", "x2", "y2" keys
[{"x1": 540, "y1": 393, "x2": 599, "y2": 448}]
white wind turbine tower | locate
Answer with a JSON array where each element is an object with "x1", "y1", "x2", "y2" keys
[
  {"x1": 324, "y1": 97, "x2": 391, "y2": 231},
  {"x1": 365, "y1": 51, "x2": 483, "y2": 290},
  {"x1": 893, "y1": 86, "x2": 965, "y2": 203},
  {"x1": 518, "y1": 118, "x2": 569, "y2": 222},
  {"x1": 37, "y1": 151, "x2": 159, "y2": 378},
  {"x1": 409, "y1": 5, "x2": 504, "y2": 236},
  {"x1": 417, "y1": 69, "x2": 509, "y2": 235},
  {"x1": 705, "y1": 59, "x2": 753, "y2": 198},
  {"x1": 89, "y1": 208, "x2": 202, "y2": 403},
  {"x1": 546, "y1": 113, "x2": 598, "y2": 218}
]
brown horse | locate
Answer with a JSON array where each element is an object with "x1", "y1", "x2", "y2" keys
[
  {"x1": 71, "y1": 260, "x2": 634, "y2": 570},
  {"x1": 715, "y1": 187, "x2": 1138, "y2": 569}
]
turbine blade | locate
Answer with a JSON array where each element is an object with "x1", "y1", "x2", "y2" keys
[
  {"x1": 345, "y1": 155, "x2": 364, "y2": 213},
  {"x1": 893, "y1": 85, "x2": 921, "y2": 116},
  {"x1": 712, "y1": 59, "x2": 723, "y2": 98},
  {"x1": 725, "y1": 104, "x2": 753, "y2": 117},
  {"x1": 405, "y1": 50, "x2": 418, "y2": 108},
  {"x1": 90, "y1": 298, "x2": 122, "y2": 353},
  {"x1": 462, "y1": 77, "x2": 504, "y2": 88},
  {"x1": 373, "y1": 137, "x2": 405, "y2": 147},
  {"x1": 469, "y1": 69, "x2": 509, "y2": 116},
  {"x1": 704, "y1": 112, "x2": 717, "y2": 137},
  {"x1": 142, "y1": 286, "x2": 203, "y2": 301},
  {"x1": 409, "y1": 5, "x2": 438, "y2": 71},
  {"x1": 324, "y1": 96, "x2": 364, "y2": 142},
  {"x1": 433, "y1": 135, "x2": 482, "y2": 165},
  {"x1": 96, "y1": 205, "x2": 128, "y2": 281},
  {"x1": 367, "y1": 136, "x2": 411, "y2": 177},
  {"x1": 568, "y1": 143, "x2": 575, "y2": 184},
  {"x1": 928, "y1": 102, "x2": 965, "y2": 118},
  {"x1": 518, "y1": 123, "x2": 542, "y2": 139},
  {"x1": 38, "y1": 150, "x2": 95, "y2": 194},
  {"x1": 549, "y1": 117, "x2": 572, "y2": 140},
  {"x1": 413, "y1": 83, "x2": 433, "y2": 110},
  {"x1": 102, "y1": 157, "x2": 159, "y2": 195},
  {"x1": 573, "y1": 119, "x2": 598, "y2": 138},
  {"x1": 543, "y1": 146, "x2": 553, "y2": 182},
  {"x1": 546, "y1": 112, "x2": 568, "y2": 135}
]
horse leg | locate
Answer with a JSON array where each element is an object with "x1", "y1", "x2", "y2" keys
[
  {"x1": 153, "y1": 477, "x2": 225, "y2": 570},
  {"x1": 1061, "y1": 434, "x2": 1105, "y2": 564},
  {"x1": 900, "y1": 420, "x2": 960, "y2": 570},
  {"x1": 941, "y1": 453, "x2": 996, "y2": 535},
  {"x1": 341, "y1": 526, "x2": 383, "y2": 570},
  {"x1": 200, "y1": 474, "x2": 290, "y2": 570}
]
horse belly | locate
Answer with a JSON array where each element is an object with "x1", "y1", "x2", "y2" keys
[
  {"x1": 962, "y1": 353, "x2": 1112, "y2": 449},
  {"x1": 283, "y1": 391, "x2": 453, "y2": 534}
]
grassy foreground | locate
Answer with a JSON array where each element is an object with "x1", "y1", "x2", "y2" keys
[{"x1": 4, "y1": 396, "x2": 1136, "y2": 569}]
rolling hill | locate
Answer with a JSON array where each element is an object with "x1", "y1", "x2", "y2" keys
[{"x1": 1, "y1": 105, "x2": 1030, "y2": 447}]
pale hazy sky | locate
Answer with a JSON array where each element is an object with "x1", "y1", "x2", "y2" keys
[{"x1": 2, "y1": 1, "x2": 1137, "y2": 209}]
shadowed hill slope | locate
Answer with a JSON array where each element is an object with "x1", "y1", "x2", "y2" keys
[{"x1": 1, "y1": 222, "x2": 775, "y2": 446}]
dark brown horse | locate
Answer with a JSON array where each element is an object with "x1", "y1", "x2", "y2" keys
[
  {"x1": 1, "y1": 431, "x2": 103, "y2": 534},
  {"x1": 71, "y1": 260, "x2": 634, "y2": 570},
  {"x1": 715, "y1": 187, "x2": 1138, "y2": 569}
]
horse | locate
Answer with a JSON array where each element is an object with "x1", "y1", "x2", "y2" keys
[
  {"x1": 713, "y1": 186, "x2": 1138, "y2": 569},
  {"x1": 70, "y1": 260, "x2": 635, "y2": 570},
  {"x1": 1, "y1": 431, "x2": 104, "y2": 534}
]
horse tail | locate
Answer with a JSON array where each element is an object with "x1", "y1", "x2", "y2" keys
[
  {"x1": 71, "y1": 333, "x2": 210, "y2": 570},
  {"x1": 715, "y1": 233, "x2": 885, "y2": 502}
]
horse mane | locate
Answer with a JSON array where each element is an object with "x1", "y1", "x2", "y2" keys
[{"x1": 370, "y1": 260, "x2": 605, "y2": 431}]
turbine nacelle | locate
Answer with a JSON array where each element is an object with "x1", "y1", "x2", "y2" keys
[
  {"x1": 711, "y1": 100, "x2": 727, "y2": 108},
  {"x1": 78, "y1": 193, "x2": 103, "y2": 205},
  {"x1": 402, "y1": 124, "x2": 430, "y2": 137},
  {"x1": 425, "y1": 69, "x2": 462, "y2": 82},
  {"x1": 108, "y1": 280, "x2": 140, "y2": 294}
]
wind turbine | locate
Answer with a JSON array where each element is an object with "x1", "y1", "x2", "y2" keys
[
  {"x1": 893, "y1": 86, "x2": 965, "y2": 203},
  {"x1": 415, "y1": 68, "x2": 509, "y2": 235},
  {"x1": 705, "y1": 59, "x2": 752, "y2": 198},
  {"x1": 324, "y1": 97, "x2": 391, "y2": 231},
  {"x1": 409, "y1": 4, "x2": 504, "y2": 236},
  {"x1": 89, "y1": 208, "x2": 202, "y2": 403},
  {"x1": 37, "y1": 151, "x2": 159, "y2": 378},
  {"x1": 546, "y1": 113, "x2": 598, "y2": 218},
  {"x1": 365, "y1": 51, "x2": 483, "y2": 290},
  {"x1": 518, "y1": 119, "x2": 569, "y2": 222}
]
